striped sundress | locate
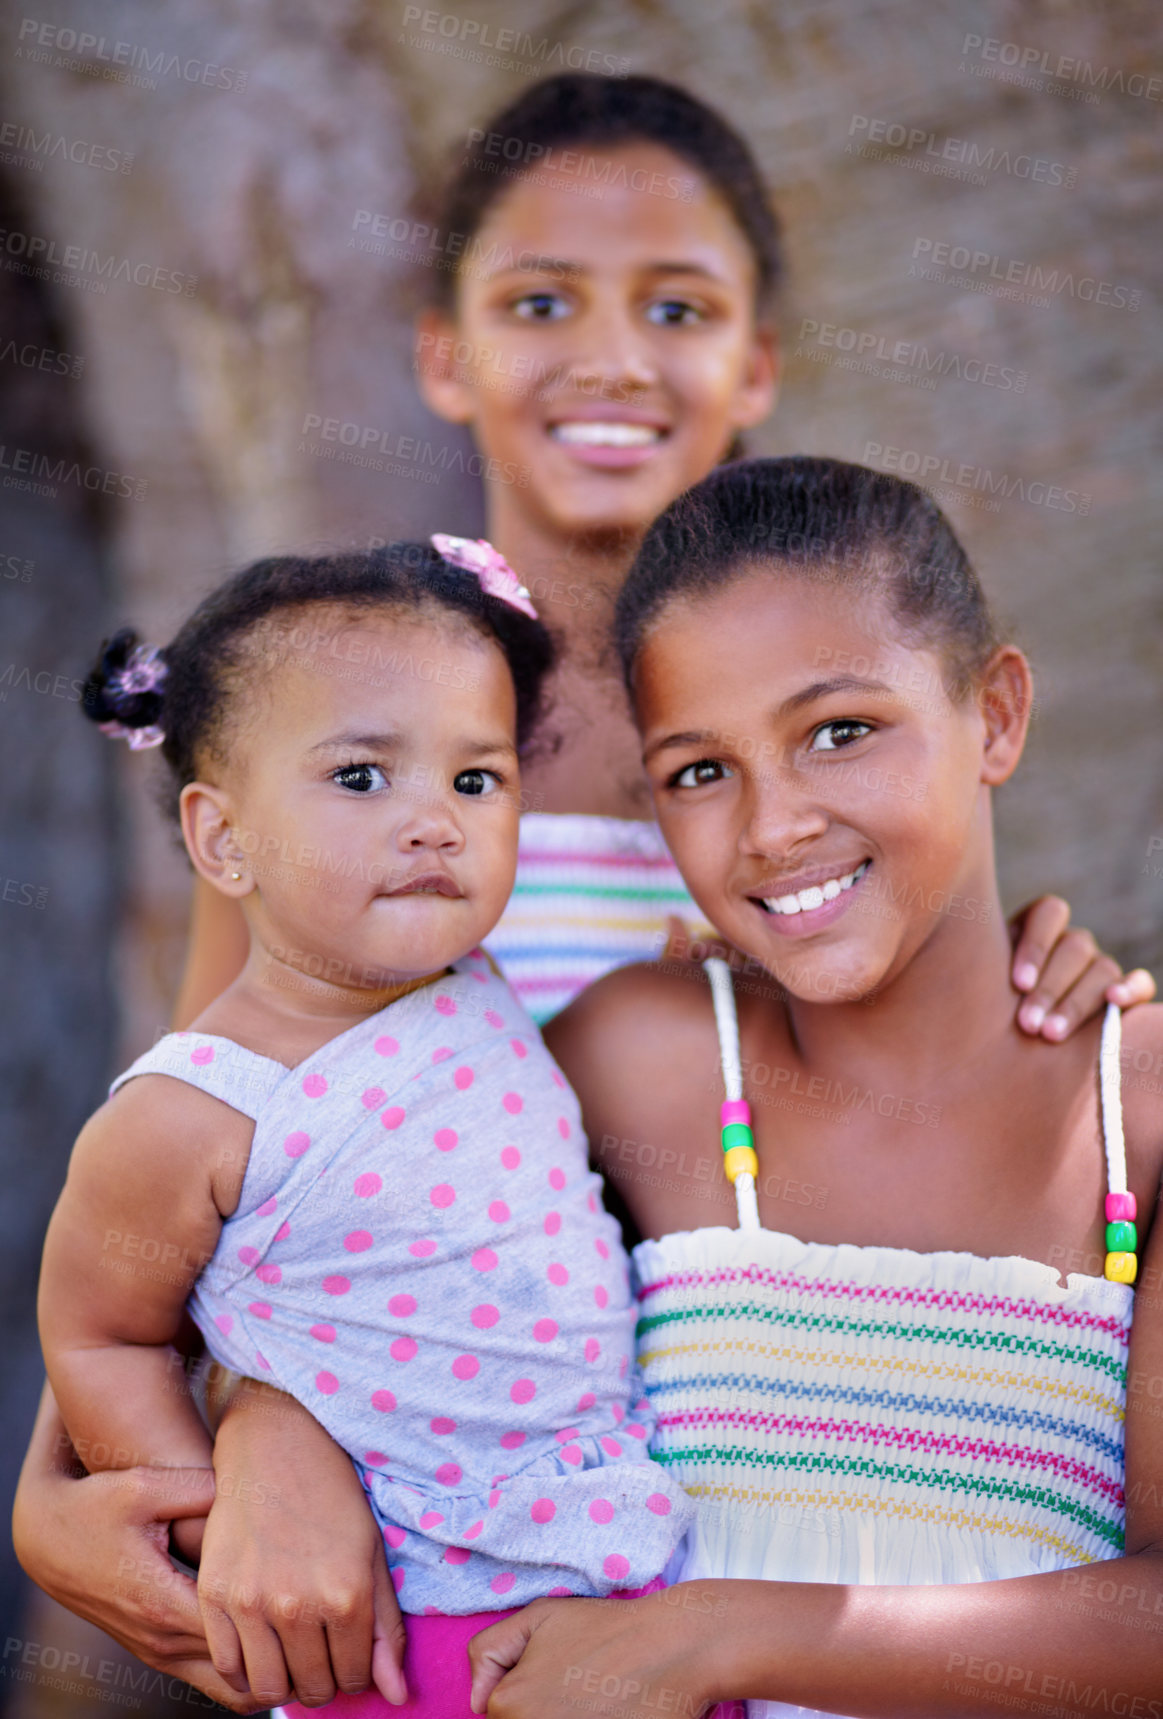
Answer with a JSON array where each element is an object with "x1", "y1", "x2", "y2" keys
[
  {"x1": 634, "y1": 962, "x2": 1134, "y2": 1719},
  {"x1": 486, "y1": 812, "x2": 714, "y2": 1025}
]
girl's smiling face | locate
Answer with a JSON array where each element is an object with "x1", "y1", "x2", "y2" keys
[
  {"x1": 635, "y1": 570, "x2": 1029, "y2": 1006},
  {"x1": 416, "y1": 142, "x2": 778, "y2": 539}
]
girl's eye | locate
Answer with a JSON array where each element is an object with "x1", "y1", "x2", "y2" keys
[
  {"x1": 645, "y1": 298, "x2": 703, "y2": 327},
  {"x1": 809, "y1": 721, "x2": 873, "y2": 752},
  {"x1": 454, "y1": 769, "x2": 501, "y2": 797},
  {"x1": 670, "y1": 758, "x2": 733, "y2": 789},
  {"x1": 332, "y1": 762, "x2": 388, "y2": 793},
  {"x1": 511, "y1": 291, "x2": 570, "y2": 322}
]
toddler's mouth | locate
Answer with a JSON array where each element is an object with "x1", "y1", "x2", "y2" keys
[{"x1": 384, "y1": 871, "x2": 462, "y2": 899}]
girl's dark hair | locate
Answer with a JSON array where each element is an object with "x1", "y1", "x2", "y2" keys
[
  {"x1": 429, "y1": 73, "x2": 782, "y2": 315},
  {"x1": 82, "y1": 544, "x2": 555, "y2": 825},
  {"x1": 615, "y1": 457, "x2": 1003, "y2": 701}
]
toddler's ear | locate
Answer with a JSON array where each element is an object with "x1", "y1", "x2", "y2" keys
[
  {"x1": 413, "y1": 307, "x2": 476, "y2": 426},
  {"x1": 979, "y1": 646, "x2": 1033, "y2": 786},
  {"x1": 180, "y1": 782, "x2": 253, "y2": 899}
]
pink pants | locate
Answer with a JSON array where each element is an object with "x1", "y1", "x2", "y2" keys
[{"x1": 279, "y1": 1579, "x2": 742, "y2": 1719}]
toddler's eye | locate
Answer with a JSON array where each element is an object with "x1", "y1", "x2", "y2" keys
[
  {"x1": 671, "y1": 758, "x2": 733, "y2": 789},
  {"x1": 333, "y1": 762, "x2": 388, "y2": 793},
  {"x1": 645, "y1": 299, "x2": 702, "y2": 327},
  {"x1": 454, "y1": 769, "x2": 501, "y2": 797},
  {"x1": 511, "y1": 292, "x2": 570, "y2": 322},
  {"x1": 810, "y1": 721, "x2": 873, "y2": 752}
]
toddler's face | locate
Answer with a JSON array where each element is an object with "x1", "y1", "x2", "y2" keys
[{"x1": 217, "y1": 606, "x2": 521, "y2": 992}]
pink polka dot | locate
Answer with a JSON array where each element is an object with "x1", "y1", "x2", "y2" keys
[
  {"x1": 434, "y1": 1128, "x2": 458, "y2": 1152},
  {"x1": 237, "y1": 1245, "x2": 259, "y2": 1267},
  {"x1": 547, "y1": 1263, "x2": 569, "y2": 1286},
  {"x1": 284, "y1": 1131, "x2": 311, "y2": 1157},
  {"x1": 365, "y1": 1451, "x2": 387, "y2": 1466},
  {"x1": 594, "y1": 1286, "x2": 609, "y2": 1309},
  {"x1": 388, "y1": 1293, "x2": 417, "y2": 1317},
  {"x1": 302, "y1": 1073, "x2": 327, "y2": 1098},
  {"x1": 452, "y1": 1354, "x2": 480, "y2": 1380},
  {"x1": 454, "y1": 1066, "x2": 474, "y2": 1090},
  {"x1": 510, "y1": 1038, "x2": 528, "y2": 1059},
  {"x1": 390, "y1": 1337, "x2": 417, "y2": 1362},
  {"x1": 471, "y1": 1303, "x2": 499, "y2": 1329},
  {"x1": 323, "y1": 1274, "x2": 350, "y2": 1295},
  {"x1": 435, "y1": 994, "x2": 457, "y2": 1015},
  {"x1": 256, "y1": 1263, "x2": 281, "y2": 1284},
  {"x1": 375, "y1": 1036, "x2": 400, "y2": 1057},
  {"x1": 273, "y1": 1221, "x2": 291, "y2": 1243},
  {"x1": 619, "y1": 1354, "x2": 629, "y2": 1376},
  {"x1": 490, "y1": 1574, "x2": 516, "y2": 1596},
  {"x1": 410, "y1": 1238, "x2": 437, "y2": 1257},
  {"x1": 548, "y1": 1585, "x2": 573, "y2": 1597},
  {"x1": 391, "y1": 1569, "x2": 405, "y2": 1593},
  {"x1": 502, "y1": 1091, "x2": 523, "y2": 1114},
  {"x1": 345, "y1": 1229, "x2": 373, "y2": 1253},
  {"x1": 646, "y1": 1493, "x2": 673, "y2": 1516},
  {"x1": 557, "y1": 1117, "x2": 570, "y2": 1139},
  {"x1": 445, "y1": 1546, "x2": 471, "y2": 1565},
  {"x1": 430, "y1": 1184, "x2": 455, "y2": 1208},
  {"x1": 485, "y1": 1009, "x2": 503, "y2": 1028},
  {"x1": 464, "y1": 1519, "x2": 483, "y2": 1539},
  {"x1": 555, "y1": 1427, "x2": 579, "y2": 1444},
  {"x1": 500, "y1": 1145, "x2": 521, "y2": 1170},
  {"x1": 626, "y1": 1422, "x2": 647, "y2": 1440},
  {"x1": 215, "y1": 1313, "x2": 233, "y2": 1336},
  {"x1": 432, "y1": 1046, "x2": 452, "y2": 1063},
  {"x1": 248, "y1": 1301, "x2": 271, "y2": 1320},
  {"x1": 419, "y1": 1510, "x2": 445, "y2": 1529},
  {"x1": 383, "y1": 1523, "x2": 406, "y2": 1547},
  {"x1": 256, "y1": 1197, "x2": 277, "y2": 1217},
  {"x1": 354, "y1": 1171, "x2": 382, "y2": 1198},
  {"x1": 316, "y1": 1371, "x2": 339, "y2": 1395},
  {"x1": 577, "y1": 1391, "x2": 596, "y2": 1412},
  {"x1": 431, "y1": 1416, "x2": 457, "y2": 1435},
  {"x1": 612, "y1": 1403, "x2": 625, "y2": 1423},
  {"x1": 362, "y1": 1087, "x2": 387, "y2": 1109},
  {"x1": 436, "y1": 1462, "x2": 462, "y2": 1486},
  {"x1": 500, "y1": 1431, "x2": 526, "y2": 1450},
  {"x1": 310, "y1": 1323, "x2": 335, "y2": 1343},
  {"x1": 601, "y1": 1436, "x2": 622, "y2": 1457},
  {"x1": 561, "y1": 1444, "x2": 583, "y2": 1466},
  {"x1": 585, "y1": 1339, "x2": 601, "y2": 1363},
  {"x1": 548, "y1": 1167, "x2": 566, "y2": 1191},
  {"x1": 530, "y1": 1498, "x2": 556, "y2": 1524},
  {"x1": 588, "y1": 1192, "x2": 598, "y2": 1214},
  {"x1": 472, "y1": 1247, "x2": 498, "y2": 1271},
  {"x1": 589, "y1": 1498, "x2": 615, "y2": 1525},
  {"x1": 595, "y1": 1239, "x2": 609, "y2": 1259},
  {"x1": 510, "y1": 1378, "x2": 536, "y2": 1404},
  {"x1": 371, "y1": 1389, "x2": 396, "y2": 1413},
  {"x1": 544, "y1": 1212, "x2": 561, "y2": 1237},
  {"x1": 551, "y1": 1069, "x2": 565, "y2": 1088},
  {"x1": 382, "y1": 1107, "x2": 406, "y2": 1130},
  {"x1": 255, "y1": 1352, "x2": 270, "y2": 1370},
  {"x1": 603, "y1": 1555, "x2": 630, "y2": 1582},
  {"x1": 191, "y1": 1044, "x2": 214, "y2": 1065},
  {"x1": 488, "y1": 1200, "x2": 510, "y2": 1224},
  {"x1": 488, "y1": 1490, "x2": 502, "y2": 1508},
  {"x1": 533, "y1": 1318, "x2": 558, "y2": 1343}
]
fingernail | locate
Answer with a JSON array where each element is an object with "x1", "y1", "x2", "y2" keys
[
  {"x1": 1022, "y1": 1003, "x2": 1045, "y2": 1031},
  {"x1": 1044, "y1": 1014, "x2": 1068, "y2": 1039},
  {"x1": 1014, "y1": 962, "x2": 1038, "y2": 991}
]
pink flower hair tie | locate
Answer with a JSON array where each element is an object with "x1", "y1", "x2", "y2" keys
[
  {"x1": 430, "y1": 534, "x2": 539, "y2": 620},
  {"x1": 98, "y1": 642, "x2": 167, "y2": 749}
]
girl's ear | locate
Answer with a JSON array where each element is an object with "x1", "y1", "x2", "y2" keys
[
  {"x1": 978, "y1": 646, "x2": 1033, "y2": 786},
  {"x1": 414, "y1": 307, "x2": 476, "y2": 426},
  {"x1": 180, "y1": 782, "x2": 254, "y2": 898},
  {"x1": 729, "y1": 323, "x2": 781, "y2": 433}
]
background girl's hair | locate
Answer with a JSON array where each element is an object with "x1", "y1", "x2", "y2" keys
[
  {"x1": 428, "y1": 72, "x2": 782, "y2": 315},
  {"x1": 615, "y1": 456, "x2": 1003, "y2": 700},
  {"x1": 81, "y1": 544, "x2": 555, "y2": 825}
]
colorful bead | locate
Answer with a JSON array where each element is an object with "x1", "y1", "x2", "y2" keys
[
  {"x1": 722, "y1": 1144, "x2": 759, "y2": 1184},
  {"x1": 1104, "y1": 1252, "x2": 1137, "y2": 1285},
  {"x1": 721, "y1": 1100, "x2": 751, "y2": 1127},
  {"x1": 721, "y1": 1122, "x2": 754, "y2": 1155},
  {"x1": 1105, "y1": 1191, "x2": 1136, "y2": 1223},
  {"x1": 1106, "y1": 1220, "x2": 1137, "y2": 1253}
]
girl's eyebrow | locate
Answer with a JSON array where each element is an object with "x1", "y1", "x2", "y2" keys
[
  {"x1": 642, "y1": 677, "x2": 896, "y2": 762},
  {"x1": 308, "y1": 731, "x2": 404, "y2": 753}
]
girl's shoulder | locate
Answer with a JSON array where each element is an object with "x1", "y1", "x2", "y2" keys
[{"x1": 83, "y1": 1066, "x2": 256, "y2": 1218}]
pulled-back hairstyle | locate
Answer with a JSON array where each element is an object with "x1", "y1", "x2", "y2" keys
[
  {"x1": 615, "y1": 457, "x2": 1003, "y2": 701},
  {"x1": 428, "y1": 72, "x2": 782, "y2": 315},
  {"x1": 82, "y1": 544, "x2": 554, "y2": 826}
]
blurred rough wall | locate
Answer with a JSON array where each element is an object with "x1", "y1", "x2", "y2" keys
[{"x1": 0, "y1": 0, "x2": 1159, "y2": 1702}]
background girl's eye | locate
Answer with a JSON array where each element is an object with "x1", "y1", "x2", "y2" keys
[
  {"x1": 645, "y1": 299, "x2": 702, "y2": 327},
  {"x1": 672, "y1": 758, "x2": 731, "y2": 789},
  {"x1": 454, "y1": 768, "x2": 499, "y2": 796},
  {"x1": 333, "y1": 762, "x2": 387, "y2": 793},
  {"x1": 810, "y1": 721, "x2": 873, "y2": 752},
  {"x1": 511, "y1": 291, "x2": 569, "y2": 321}
]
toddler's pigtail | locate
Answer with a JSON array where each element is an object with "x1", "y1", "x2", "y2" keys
[{"x1": 81, "y1": 626, "x2": 168, "y2": 751}]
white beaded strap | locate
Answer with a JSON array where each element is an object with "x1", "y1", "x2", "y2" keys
[
  {"x1": 1100, "y1": 1002, "x2": 1127, "y2": 1195},
  {"x1": 704, "y1": 958, "x2": 760, "y2": 1232}
]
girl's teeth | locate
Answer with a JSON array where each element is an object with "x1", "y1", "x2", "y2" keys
[
  {"x1": 763, "y1": 860, "x2": 869, "y2": 916},
  {"x1": 552, "y1": 422, "x2": 661, "y2": 447}
]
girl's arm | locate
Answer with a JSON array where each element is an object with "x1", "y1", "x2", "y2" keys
[{"x1": 1008, "y1": 894, "x2": 1155, "y2": 1038}]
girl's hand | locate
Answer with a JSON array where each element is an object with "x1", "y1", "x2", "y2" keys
[
  {"x1": 468, "y1": 1590, "x2": 723, "y2": 1719},
  {"x1": 1009, "y1": 895, "x2": 1155, "y2": 1039},
  {"x1": 198, "y1": 1378, "x2": 407, "y2": 1709}
]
